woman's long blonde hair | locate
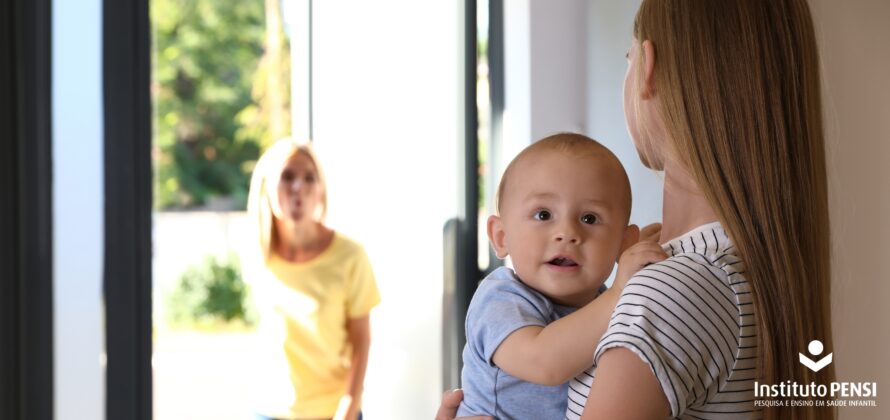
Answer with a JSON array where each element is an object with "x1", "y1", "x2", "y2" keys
[
  {"x1": 246, "y1": 139, "x2": 328, "y2": 264},
  {"x1": 634, "y1": 0, "x2": 834, "y2": 418}
]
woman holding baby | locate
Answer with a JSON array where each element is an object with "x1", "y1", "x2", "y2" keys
[{"x1": 438, "y1": 0, "x2": 835, "y2": 419}]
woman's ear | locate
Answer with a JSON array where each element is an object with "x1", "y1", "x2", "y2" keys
[
  {"x1": 617, "y1": 224, "x2": 641, "y2": 262},
  {"x1": 641, "y1": 40, "x2": 657, "y2": 99},
  {"x1": 487, "y1": 215, "x2": 509, "y2": 259}
]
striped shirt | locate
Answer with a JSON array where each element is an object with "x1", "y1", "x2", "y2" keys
[{"x1": 566, "y1": 222, "x2": 760, "y2": 419}]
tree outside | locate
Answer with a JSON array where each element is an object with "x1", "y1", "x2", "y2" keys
[{"x1": 152, "y1": 0, "x2": 290, "y2": 210}]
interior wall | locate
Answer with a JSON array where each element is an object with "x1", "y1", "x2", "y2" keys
[
  {"x1": 503, "y1": 0, "x2": 588, "y2": 159},
  {"x1": 527, "y1": 0, "x2": 587, "y2": 139},
  {"x1": 810, "y1": 0, "x2": 890, "y2": 418}
]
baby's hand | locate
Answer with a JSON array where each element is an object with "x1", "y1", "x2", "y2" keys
[
  {"x1": 614, "y1": 241, "x2": 668, "y2": 291},
  {"x1": 639, "y1": 222, "x2": 662, "y2": 243}
]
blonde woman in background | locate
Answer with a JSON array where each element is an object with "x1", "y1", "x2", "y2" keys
[
  {"x1": 439, "y1": 0, "x2": 834, "y2": 418},
  {"x1": 246, "y1": 139, "x2": 379, "y2": 420}
]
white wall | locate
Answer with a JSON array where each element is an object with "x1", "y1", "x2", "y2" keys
[
  {"x1": 528, "y1": 0, "x2": 588, "y2": 139},
  {"x1": 52, "y1": 0, "x2": 104, "y2": 418},
  {"x1": 810, "y1": 0, "x2": 890, "y2": 418},
  {"x1": 503, "y1": 0, "x2": 588, "y2": 152}
]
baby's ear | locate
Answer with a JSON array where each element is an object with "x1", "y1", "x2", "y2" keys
[
  {"x1": 617, "y1": 224, "x2": 641, "y2": 261},
  {"x1": 487, "y1": 215, "x2": 509, "y2": 259}
]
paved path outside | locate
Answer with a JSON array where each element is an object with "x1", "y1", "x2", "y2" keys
[{"x1": 154, "y1": 331, "x2": 256, "y2": 420}]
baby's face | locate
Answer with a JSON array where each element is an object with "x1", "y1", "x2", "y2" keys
[{"x1": 492, "y1": 149, "x2": 631, "y2": 307}]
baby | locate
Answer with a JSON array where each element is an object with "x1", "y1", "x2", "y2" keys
[{"x1": 457, "y1": 133, "x2": 666, "y2": 419}]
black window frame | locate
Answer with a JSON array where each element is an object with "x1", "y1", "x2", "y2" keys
[
  {"x1": 0, "y1": 0, "x2": 55, "y2": 418},
  {"x1": 103, "y1": 0, "x2": 153, "y2": 418}
]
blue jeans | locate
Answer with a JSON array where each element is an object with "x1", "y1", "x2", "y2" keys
[{"x1": 254, "y1": 413, "x2": 363, "y2": 420}]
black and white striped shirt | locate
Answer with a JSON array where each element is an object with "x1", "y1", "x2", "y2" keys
[{"x1": 567, "y1": 222, "x2": 759, "y2": 419}]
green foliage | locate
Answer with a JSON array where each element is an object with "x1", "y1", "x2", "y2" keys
[
  {"x1": 235, "y1": 0, "x2": 292, "y2": 151},
  {"x1": 165, "y1": 254, "x2": 256, "y2": 328},
  {"x1": 152, "y1": 0, "x2": 272, "y2": 209}
]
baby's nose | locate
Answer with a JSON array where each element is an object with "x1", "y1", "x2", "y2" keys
[{"x1": 554, "y1": 231, "x2": 580, "y2": 244}]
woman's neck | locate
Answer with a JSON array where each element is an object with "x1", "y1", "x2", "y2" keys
[
  {"x1": 273, "y1": 220, "x2": 333, "y2": 262},
  {"x1": 660, "y1": 160, "x2": 719, "y2": 243}
]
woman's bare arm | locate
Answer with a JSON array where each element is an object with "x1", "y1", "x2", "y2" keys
[
  {"x1": 581, "y1": 348, "x2": 670, "y2": 420},
  {"x1": 334, "y1": 315, "x2": 372, "y2": 420}
]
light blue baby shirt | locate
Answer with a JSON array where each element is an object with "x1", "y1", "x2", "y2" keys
[{"x1": 457, "y1": 267, "x2": 578, "y2": 420}]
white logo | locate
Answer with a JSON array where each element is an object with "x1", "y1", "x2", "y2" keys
[
  {"x1": 799, "y1": 340, "x2": 832, "y2": 372},
  {"x1": 756, "y1": 340, "x2": 876, "y2": 407}
]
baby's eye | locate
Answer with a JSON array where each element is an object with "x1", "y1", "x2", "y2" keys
[
  {"x1": 533, "y1": 210, "x2": 552, "y2": 221},
  {"x1": 580, "y1": 213, "x2": 598, "y2": 225}
]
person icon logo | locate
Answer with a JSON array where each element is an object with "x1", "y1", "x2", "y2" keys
[{"x1": 799, "y1": 340, "x2": 832, "y2": 372}]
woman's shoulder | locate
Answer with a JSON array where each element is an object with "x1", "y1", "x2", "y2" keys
[
  {"x1": 621, "y1": 222, "x2": 749, "y2": 318},
  {"x1": 631, "y1": 222, "x2": 744, "y2": 290},
  {"x1": 327, "y1": 231, "x2": 369, "y2": 259},
  {"x1": 600, "y1": 222, "x2": 757, "y2": 417},
  {"x1": 661, "y1": 222, "x2": 743, "y2": 270}
]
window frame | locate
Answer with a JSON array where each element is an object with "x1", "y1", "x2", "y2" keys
[
  {"x1": 103, "y1": 0, "x2": 153, "y2": 418},
  {"x1": 0, "y1": 0, "x2": 55, "y2": 418}
]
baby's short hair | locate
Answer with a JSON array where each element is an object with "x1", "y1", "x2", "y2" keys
[{"x1": 495, "y1": 132, "x2": 632, "y2": 223}]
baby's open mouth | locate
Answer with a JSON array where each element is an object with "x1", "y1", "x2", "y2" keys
[{"x1": 548, "y1": 257, "x2": 578, "y2": 267}]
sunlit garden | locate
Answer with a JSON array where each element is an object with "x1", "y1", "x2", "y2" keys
[{"x1": 151, "y1": 0, "x2": 292, "y2": 417}]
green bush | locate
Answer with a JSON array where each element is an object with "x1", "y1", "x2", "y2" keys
[{"x1": 165, "y1": 254, "x2": 257, "y2": 329}]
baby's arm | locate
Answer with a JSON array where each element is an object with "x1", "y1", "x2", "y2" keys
[{"x1": 491, "y1": 241, "x2": 667, "y2": 386}]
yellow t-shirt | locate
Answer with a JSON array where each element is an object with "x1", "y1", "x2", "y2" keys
[{"x1": 252, "y1": 232, "x2": 380, "y2": 419}]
